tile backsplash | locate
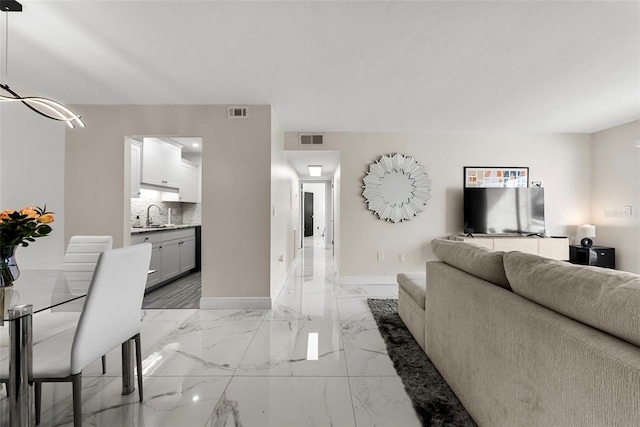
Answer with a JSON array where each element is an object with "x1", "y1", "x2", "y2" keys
[{"x1": 131, "y1": 189, "x2": 201, "y2": 227}]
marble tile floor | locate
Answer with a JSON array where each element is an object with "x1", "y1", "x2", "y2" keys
[{"x1": 0, "y1": 237, "x2": 420, "y2": 427}]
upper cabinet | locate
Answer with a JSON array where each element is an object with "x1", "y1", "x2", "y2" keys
[
  {"x1": 141, "y1": 138, "x2": 181, "y2": 188},
  {"x1": 178, "y1": 160, "x2": 200, "y2": 203},
  {"x1": 130, "y1": 140, "x2": 142, "y2": 198}
]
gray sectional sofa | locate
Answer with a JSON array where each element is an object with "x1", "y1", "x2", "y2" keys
[{"x1": 397, "y1": 238, "x2": 640, "y2": 426}]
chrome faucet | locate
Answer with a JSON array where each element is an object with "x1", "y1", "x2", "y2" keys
[{"x1": 146, "y1": 204, "x2": 163, "y2": 227}]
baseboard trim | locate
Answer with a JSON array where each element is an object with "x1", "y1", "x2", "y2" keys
[
  {"x1": 339, "y1": 275, "x2": 396, "y2": 285},
  {"x1": 199, "y1": 297, "x2": 272, "y2": 309}
]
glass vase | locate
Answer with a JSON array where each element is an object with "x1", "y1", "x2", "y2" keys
[{"x1": 0, "y1": 245, "x2": 20, "y2": 287}]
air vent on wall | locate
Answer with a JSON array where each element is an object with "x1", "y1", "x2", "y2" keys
[
  {"x1": 227, "y1": 106, "x2": 248, "y2": 119},
  {"x1": 299, "y1": 134, "x2": 324, "y2": 146}
]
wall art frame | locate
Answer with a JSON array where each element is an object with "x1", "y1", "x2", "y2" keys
[
  {"x1": 464, "y1": 166, "x2": 529, "y2": 188},
  {"x1": 362, "y1": 153, "x2": 431, "y2": 223}
]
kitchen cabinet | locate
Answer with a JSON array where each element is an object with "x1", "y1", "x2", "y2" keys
[
  {"x1": 147, "y1": 242, "x2": 162, "y2": 288},
  {"x1": 130, "y1": 141, "x2": 142, "y2": 198},
  {"x1": 162, "y1": 160, "x2": 199, "y2": 203},
  {"x1": 131, "y1": 232, "x2": 163, "y2": 289},
  {"x1": 141, "y1": 137, "x2": 182, "y2": 188},
  {"x1": 131, "y1": 227, "x2": 197, "y2": 291},
  {"x1": 178, "y1": 161, "x2": 199, "y2": 202},
  {"x1": 179, "y1": 236, "x2": 196, "y2": 272},
  {"x1": 160, "y1": 238, "x2": 181, "y2": 281}
]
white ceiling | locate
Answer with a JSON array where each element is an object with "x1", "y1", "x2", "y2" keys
[
  {"x1": 163, "y1": 137, "x2": 202, "y2": 154},
  {"x1": 2, "y1": 1, "x2": 638, "y2": 135},
  {"x1": 286, "y1": 150, "x2": 340, "y2": 180}
]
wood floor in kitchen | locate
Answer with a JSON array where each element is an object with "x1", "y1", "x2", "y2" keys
[{"x1": 142, "y1": 271, "x2": 201, "y2": 309}]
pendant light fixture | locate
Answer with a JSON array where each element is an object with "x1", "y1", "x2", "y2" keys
[{"x1": 0, "y1": 0, "x2": 85, "y2": 128}]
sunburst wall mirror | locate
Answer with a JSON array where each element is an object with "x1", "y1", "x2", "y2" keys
[{"x1": 362, "y1": 153, "x2": 431, "y2": 223}]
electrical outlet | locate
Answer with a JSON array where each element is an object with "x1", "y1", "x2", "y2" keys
[
  {"x1": 377, "y1": 252, "x2": 385, "y2": 262},
  {"x1": 399, "y1": 253, "x2": 406, "y2": 262},
  {"x1": 624, "y1": 206, "x2": 632, "y2": 216}
]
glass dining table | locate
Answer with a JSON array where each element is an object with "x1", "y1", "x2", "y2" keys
[{"x1": 0, "y1": 270, "x2": 141, "y2": 427}]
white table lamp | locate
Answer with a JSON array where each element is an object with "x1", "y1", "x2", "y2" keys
[{"x1": 578, "y1": 224, "x2": 596, "y2": 247}]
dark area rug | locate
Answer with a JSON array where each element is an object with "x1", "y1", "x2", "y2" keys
[{"x1": 367, "y1": 298, "x2": 477, "y2": 427}]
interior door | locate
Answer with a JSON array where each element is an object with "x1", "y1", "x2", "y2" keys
[{"x1": 304, "y1": 192, "x2": 314, "y2": 237}]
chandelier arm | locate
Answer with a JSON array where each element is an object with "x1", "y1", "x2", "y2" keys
[
  {"x1": 0, "y1": 83, "x2": 62, "y2": 121},
  {"x1": 0, "y1": 84, "x2": 84, "y2": 127}
]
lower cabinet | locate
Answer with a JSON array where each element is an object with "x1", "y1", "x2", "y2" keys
[
  {"x1": 161, "y1": 239, "x2": 181, "y2": 281},
  {"x1": 147, "y1": 242, "x2": 162, "y2": 289},
  {"x1": 131, "y1": 227, "x2": 197, "y2": 290},
  {"x1": 449, "y1": 236, "x2": 570, "y2": 260},
  {"x1": 179, "y1": 236, "x2": 196, "y2": 273},
  {"x1": 569, "y1": 245, "x2": 616, "y2": 269}
]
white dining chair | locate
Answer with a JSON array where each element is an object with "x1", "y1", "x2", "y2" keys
[
  {"x1": 61, "y1": 235, "x2": 115, "y2": 294},
  {"x1": 0, "y1": 236, "x2": 113, "y2": 397},
  {"x1": 31, "y1": 243, "x2": 151, "y2": 426},
  {"x1": 41, "y1": 235, "x2": 114, "y2": 373}
]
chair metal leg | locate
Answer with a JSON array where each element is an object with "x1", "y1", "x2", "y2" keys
[
  {"x1": 72, "y1": 374, "x2": 82, "y2": 427},
  {"x1": 134, "y1": 333, "x2": 144, "y2": 401},
  {"x1": 101, "y1": 355, "x2": 107, "y2": 374},
  {"x1": 121, "y1": 339, "x2": 135, "y2": 395},
  {"x1": 35, "y1": 382, "x2": 41, "y2": 425}
]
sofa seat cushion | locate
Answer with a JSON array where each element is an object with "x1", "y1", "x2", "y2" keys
[
  {"x1": 504, "y1": 251, "x2": 640, "y2": 347},
  {"x1": 397, "y1": 272, "x2": 426, "y2": 309},
  {"x1": 431, "y1": 238, "x2": 511, "y2": 290}
]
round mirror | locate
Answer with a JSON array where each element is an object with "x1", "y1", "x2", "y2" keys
[
  {"x1": 362, "y1": 153, "x2": 431, "y2": 223},
  {"x1": 379, "y1": 171, "x2": 413, "y2": 206}
]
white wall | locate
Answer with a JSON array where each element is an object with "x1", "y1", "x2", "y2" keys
[
  {"x1": 333, "y1": 164, "x2": 341, "y2": 272},
  {"x1": 271, "y1": 107, "x2": 299, "y2": 299},
  {"x1": 325, "y1": 179, "x2": 334, "y2": 248},
  {"x1": 285, "y1": 132, "x2": 592, "y2": 282},
  {"x1": 591, "y1": 120, "x2": 640, "y2": 273},
  {"x1": 1, "y1": 102, "x2": 295, "y2": 306},
  {"x1": 0, "y1": 105, "x2": 66, "y2": 269},
  {"x1": 64, "y1": 105, "x2": 285, "y2": 308}
]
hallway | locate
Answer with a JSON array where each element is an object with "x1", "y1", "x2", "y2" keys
[{"x1": 1, "y1": 237, "x2": 420, "y2": 426}]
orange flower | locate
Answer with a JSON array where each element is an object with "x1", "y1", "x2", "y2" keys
[
  {"x1": 0, "y1": 209, "x2": 14, "y2": 220},
  {"x1": 37, "y1": 213, "x2": 55, "y2": 224},
  {"x1": 20, "y1": 206, "x2": 38, "y2": 219}
]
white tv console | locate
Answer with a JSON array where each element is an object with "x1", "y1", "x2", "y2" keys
[{"x1": 449, "y1": 235, "x2": 569, "y2": 261}]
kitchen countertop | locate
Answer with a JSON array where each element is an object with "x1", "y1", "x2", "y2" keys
[{"x1": 131, "y1": 224, "x2": 200, "y2": 235}]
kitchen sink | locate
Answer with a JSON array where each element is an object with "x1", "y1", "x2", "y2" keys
[{"x1": 132, "y1": 224, "x2": 177, "y2": 230}]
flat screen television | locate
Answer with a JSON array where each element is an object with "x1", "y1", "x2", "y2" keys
[{"x1": 464, "y1": 188, "x2": 545, "y2": 236}]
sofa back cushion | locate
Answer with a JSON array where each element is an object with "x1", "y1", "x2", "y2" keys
[
  {"x1": 431, "y1": 239, "x2": 511, "y2": 290},
  {"x1": 504, "y1": 251, "x2": 640, "y2": 347}
]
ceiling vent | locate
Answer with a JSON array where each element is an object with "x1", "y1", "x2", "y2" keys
[
  {"x1": 227, "y1": 106, "x2": 248, "y2": 119},
  {"x1": 299, "y1": 134, "x2": 324, "y2": 146}
]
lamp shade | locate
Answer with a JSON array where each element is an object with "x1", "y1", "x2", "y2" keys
[{"x1": 578, "y1": 224, "x2": 596, "y2": 238}]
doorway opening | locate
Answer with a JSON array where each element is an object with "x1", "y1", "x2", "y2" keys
[
  {"x1": 304, "y1": 191, "x2": 314, "y2": 237},
  {"x1": 126, "y1": 135, "x2": 203, "y2": 306},
  {"x1": 300, "y1": 181, "x2": 332, "y2": 251}
]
